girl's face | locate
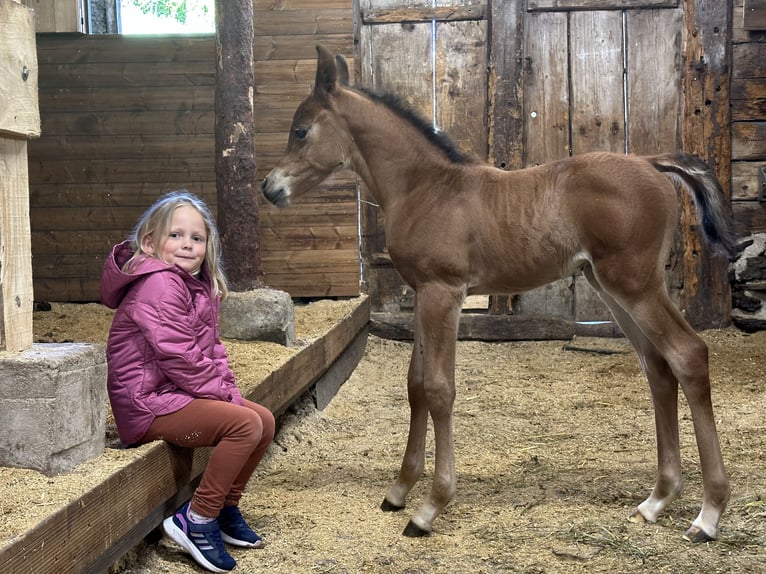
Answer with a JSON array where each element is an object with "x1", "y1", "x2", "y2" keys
[{"x1": 143, "y1": 204, "x2": 207, "y2": 275}]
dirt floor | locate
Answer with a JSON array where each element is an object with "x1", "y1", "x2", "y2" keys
[{"x1": 5, "y1": 302, "x2": 766, "y2": 573}]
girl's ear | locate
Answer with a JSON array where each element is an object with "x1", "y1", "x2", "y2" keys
[{"x1": 141, "y1": 235, "x2": 155, "y2": 255}]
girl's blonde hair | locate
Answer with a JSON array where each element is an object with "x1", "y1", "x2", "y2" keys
[{"x1": 123, "y1": 190, "x2": 229, "y2": 299}]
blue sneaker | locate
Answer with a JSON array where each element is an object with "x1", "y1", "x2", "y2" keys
[
  {"x1": 162, "y1": 502, "x2": 236, "y2": 573},
  {"x1": 218, "y1": 505, "x2": 264, "y2": 548}
]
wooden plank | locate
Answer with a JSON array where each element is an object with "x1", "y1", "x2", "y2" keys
[
  {"x1": 38, "y1": 110, "x2": 214, "y2": 137},
  {"x1": 436, "y1": 19, "x2": 489, "y2": 157},
  {"x1": 488, "y1": 0, "x2": 524, "y2": 170},
  {"x1": 680, "y1": 0, "x2": 732, "y2": 328},
  {"x1": 528, "y1": 0, "x2": 678, "y2": 11},
  {"x1": 260, "y1": 250, "x2": 360, "y2": 273},
  {"x1": 0, "y1": 297, "x2": 369, "y2": 573},
  {"x1": 253, "y1": 35, "x2": 352, "y2": 61},
  {"x1": 37, "y1": 62, "x2": 215, "y2": 89},
  {"x1": 744, "y1": 0, "x2": 766, "y2": 31},
  {"x1": 570, "y1": 10, "x2": 625, "y2": 154},
  {"x1": 30, "y1": 202, "x2": 355, "y2": 232},
  {"x1": 517, "y1": 10, "x2": 572, "y2": 320},
  {"x1": 35, "y1": 35, "x2": 214, "y2": 64},
  {"x1": 18, "y1": 0, "x2": 83, "y2": 32},
  {"x1": 0, "y1": 1, "x2": 40, "y2": 138},
  {"x1": 732, "y1": 161, "x2": 766, "y2": 200},
  {"x1": 362, "y1": 4, "x2": 486, "y2": 24},
  {"x1": 0, "y1": 138, "x2": 34, "y2": 351},
  {"x1": 314, "y1": 327, "x2": 369, "y2": 409},
  {"x1": 734, "y1": 1, "x2": 766, "y2": 43},
  {"x1": 37, "y1": 86, "x2": 216, "y2": 113},
  {"x1": 730, "y1": 78, "x2": 766, "y2": 122},
  {"x1": 732, "y1": 42, "x2": 766, "y2": 79},
  {"x1": 733, "y1": 200, "x2": 766, "y2": 234},
  {"x1": 29, "y1": 134, "x2": 215, "y2": 161},
  {"x1": 626, "y1": 7, "x2": 682, "y2": 154},
  {"x1": 370, "y1": 311, "x2": 575, "y2": 341},
  {"x1": 263, "y1": 273, "x2": 361, "y2": 298},
  {"x1": 732, "y1": 122, "x2": 766, "y2": 160},
  {"x1": 30, "y1": 156, "x2": 215, "y2": 183},
  {"x1": 522, "y1": 10, "x2": 569, "y2": 164},
  {"x1": 28, "y1": 182, "x2": 218, "y2": 208},
  {"x1": 255, "y1": 0, "x2": 351, "y2": 8},
  {"x1": 252, "y1": 9, "x2": 352, "y2": 36}
]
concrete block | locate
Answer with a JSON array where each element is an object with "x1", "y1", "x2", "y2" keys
[
  {"x1": 219, "y1": 288, "x2": 295, "y2": 345},
  {"x1": 0, "y1": 343, "x2": 107, "y2": 475}
]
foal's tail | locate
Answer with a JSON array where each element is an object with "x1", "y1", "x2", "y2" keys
[{"x1": 648, "y1": 152, "x2": 738, "y2": 258}]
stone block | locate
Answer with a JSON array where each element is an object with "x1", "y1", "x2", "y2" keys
[
  {"x1": 0, "y1": 343, "x2": 107, "y2": 475},
  {"x1": 219, "y1": 288, "x2": 295, "y2": 345}
]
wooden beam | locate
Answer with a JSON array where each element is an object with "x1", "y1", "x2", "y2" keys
[
  {"x1": 0, "y1": 139, "x2": 35, "y2": 352},
  {"x1": 0, "y1": 297, "x2": 370, "y2": 574},
  {"x1": 0, "y1": 0, "x2": 38, "y2": 352},
  {"x1": 215, "y1": 0, "x2": 264, "y2": 291},
  {"x1": 680, "y1": 0, "x2": 733, "y2": 329},
  {"x1": 527, "y1": 0, "x2": 678, "y2": 11},
  {"x1": 362, "y1": 4, "x2": 486, "y2": 25},
  {"x1": 370, "y1": 311, "x2": 575, "y2": 341},
  {"x1": 0, "y1": 0, "x2": 40, "y2": 138}
]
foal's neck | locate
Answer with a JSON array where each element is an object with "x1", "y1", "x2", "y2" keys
[{"x1": 338, "y1": 89, "x2": 461, "y2": 208}]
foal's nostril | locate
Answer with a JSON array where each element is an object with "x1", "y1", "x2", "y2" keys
[{"x1": 260, "y1": 177, "x2": 269, "y2": 192}]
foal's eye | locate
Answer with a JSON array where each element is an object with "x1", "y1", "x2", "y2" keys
[{"x1": 294, "y1": 127, "x2": 308, "y2": 140}]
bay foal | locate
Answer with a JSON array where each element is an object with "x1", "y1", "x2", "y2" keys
[{"x1": 262, "y1": 45, "x2": 735, "y2": 542}]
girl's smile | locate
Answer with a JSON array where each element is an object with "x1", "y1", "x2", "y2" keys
[{"x1": 143, "y1": 205, "x2": 207, "y2": 275}]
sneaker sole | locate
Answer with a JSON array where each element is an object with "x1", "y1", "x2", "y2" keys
[
  {"x1": 221, "y1": 531, "x2": 264, "y2": 548},
  {"x1": 162, "y1": 515, "x2": 233, "y2": 573}
]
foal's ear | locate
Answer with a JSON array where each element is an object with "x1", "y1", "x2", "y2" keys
[
  {"x1": 314, "y1": 45, "x2": 339, "y2": 101},
  {"x1": 335, "y1": 54, "x2": 350, "y2": 86}
]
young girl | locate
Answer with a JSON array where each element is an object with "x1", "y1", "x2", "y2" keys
[{"x1": 100, "y1": 190, "x2": 275, "y2": 573}]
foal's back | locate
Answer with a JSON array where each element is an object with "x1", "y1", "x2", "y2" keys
[{"x1": 449, "y1": 152, "x2": 678, "y2": 293}]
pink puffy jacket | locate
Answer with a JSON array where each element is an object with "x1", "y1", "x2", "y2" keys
[{"x1": 100, "y1": 241, "x2": 244, "y2": 445}]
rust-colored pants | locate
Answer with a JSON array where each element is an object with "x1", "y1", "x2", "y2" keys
[{"x1": 142, "y1": 398, "x2": 275, "y2": 518}]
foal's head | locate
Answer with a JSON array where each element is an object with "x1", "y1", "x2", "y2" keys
[{"x1": 261, "y1": 45, "x2": 352, "y2": 207}]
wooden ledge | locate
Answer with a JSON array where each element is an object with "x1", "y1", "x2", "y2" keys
[{"x1": 0, "y1": 296, "x2": 369, "y2": 574}]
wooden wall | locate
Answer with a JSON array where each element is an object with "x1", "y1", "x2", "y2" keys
[
  {"x1": 730, "y1": 0, "x2": 766, "y2": 330},
  {"x1": 28, "y1": 0, "x2": 359, "y2": 302},
  {"x1": 732, "y1": 0, "x2": 766, "y2": 234}
]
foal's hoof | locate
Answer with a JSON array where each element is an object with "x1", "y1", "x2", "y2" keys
[
  {"x1": 627, "y1": 508, "x2": 648, "y2": 524},
  {"x1": 380, "y1": 498, "x2": 405, "y2": 512},
  {"x1": 683, "y1": 524, "x2": 716, "y2": 543},
  {"x1": 402, "y1": 520, "x2": 430, "y2": 538}
]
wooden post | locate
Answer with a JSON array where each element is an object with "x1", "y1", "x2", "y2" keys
[
  {"x1": 681, "y1": 0, "x2": 732, "y2": 328},
  {"x1": 0, "y1": 0, "x2": 39, "y2": 352},
  {"x1": 214, "y1": 0, "x2": 264, "y2": 291}
]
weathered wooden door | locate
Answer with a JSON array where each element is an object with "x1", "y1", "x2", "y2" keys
[
  {"x1": 357, "y1": 0, "x2": 489, "y2": 313},
  {"x1": 358, "y1": 0, "x2": 730, "y2": 334}
]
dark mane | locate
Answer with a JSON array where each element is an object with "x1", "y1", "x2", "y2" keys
[{"x1": 358, "y1": 88, "x2": 476, "y2": 165}]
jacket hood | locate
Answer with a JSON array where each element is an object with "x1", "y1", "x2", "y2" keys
[{"x1": 100, "y1": 241, "x2": 173, "y2": 309}]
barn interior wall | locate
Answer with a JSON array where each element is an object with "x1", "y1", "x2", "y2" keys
[
  {"x1": 27, "y1": 0, "x2": 359, "y2": 303},
  {"x1": 22, "y1": 0, "x2": 766, "y2": 333},
  {"x1": 730, "y1": 0, "x2": 766, "y2": 331}
]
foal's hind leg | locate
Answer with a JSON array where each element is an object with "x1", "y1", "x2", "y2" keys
[
  {"x1": 583, "y1": 268, "x2": 685, "y2": 523},
  {"x1": 586, "y1": 266, "x2": 729, "y2": 540}
]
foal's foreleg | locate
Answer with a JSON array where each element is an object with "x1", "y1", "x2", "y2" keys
[
  {"x1": 381, "y1": 332, "x2": 428, "y2": 512},
  {"x1": 384, "y1": 285, "x2": 461, "y2": 537}
]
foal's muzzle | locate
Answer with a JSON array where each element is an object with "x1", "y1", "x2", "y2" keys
[{"x1": 261, "y1": 176, "x2": 291, "y2": 208}]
